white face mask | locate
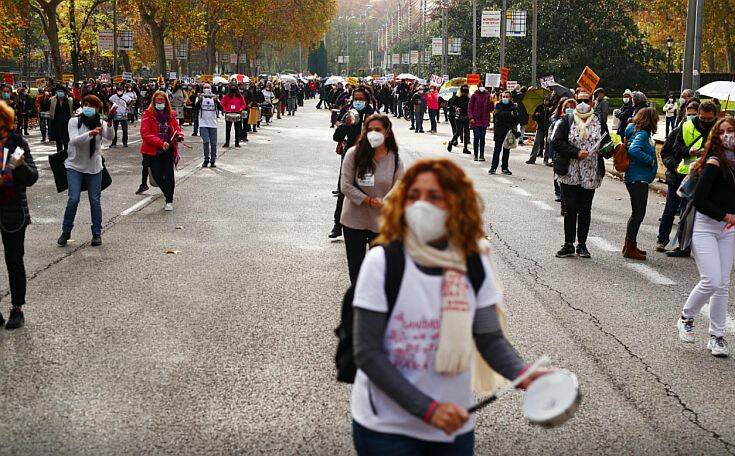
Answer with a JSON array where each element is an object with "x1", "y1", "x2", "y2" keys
[
  {"x1": 366, "y1": 131, "x2": 385, "y2": 148},
  {"x1": 204, "y1": 88, "x2": 212, "y2": 95},
  {"x1": 721, "y1": 132, "x2": 735, "y2": 150},
  {"x1": 576, "y1": 102, "x2": 591, "y2": 114},
  {"x1": 478, "y1": 86, "x2": 486, "y2": 92},
  {"x1": 405, "y1": 201, "x2": 447, "y2": 244}
]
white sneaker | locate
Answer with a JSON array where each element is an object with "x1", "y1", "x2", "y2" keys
[
  {"x1": 163, "y1": 203, "x2": 173, "y2": 211},
  {"x1": 677, "y1": 317, "x2": 695, "y2": 343},
  {"x1": 707, "y1": 336, "x2": 729, "y2": 357}
]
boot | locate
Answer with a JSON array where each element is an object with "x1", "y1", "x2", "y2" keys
[{"x1": 623, "y1": 240, "x2": 646, "y2": 260}]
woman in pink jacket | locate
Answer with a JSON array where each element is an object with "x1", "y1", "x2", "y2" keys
[
  {"x1": 221, "y1": 84, "x2": 247, "y2": 148},
  {"x1": 467, "y1": 84, "x2": 494, "y2": 161},
  {"x1": 424, "y1": 86, "x2": 440, "y2": 133}
]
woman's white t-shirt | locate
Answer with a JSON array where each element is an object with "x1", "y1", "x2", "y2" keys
[{"x1": 351, "y1": 247, "x2": 502, "y2": 443}]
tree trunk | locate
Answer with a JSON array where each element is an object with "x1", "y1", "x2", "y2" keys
[
  {"x1": 69, "y1": 0, "x2": 81, "y2": 80},
  {"x1": 139, "y1": 5, "x2": 167, "y2": 76},
  {"x1": 120, "y1": 51, "x2": 131, "y2": 72},
  {"x1": 205, "y1": 15, "x2": 218, "y2": 74},
  {"x1": 727, "y1": 46, "x2": 735, "y2": 74},
  {"x1": 706, "y1": 49, "x2": 717, "y2": 73},
  {"x1": 33, "y1": 0, "x2": 64, "y2": 80}
]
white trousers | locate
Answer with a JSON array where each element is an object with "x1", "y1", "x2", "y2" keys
[{"x1": 682, "y1": 212, "x2": 735, "y2": 337}]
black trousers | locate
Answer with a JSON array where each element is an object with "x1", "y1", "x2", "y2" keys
[
  {"x1": 2, "y1": 226, "x2": 27, "y2": 306},
  {"x1": 451, "y1": 118, "x2": 470, "y2": 148},
  {"x1": 225, "y1": 120, "x2": 242, "y2": 145},
  {"x1": 625, "y1": 182, "x2": 649, "y2": 243},
  {"x1": 561, "y1": 183, "x2": 595, "y2": 245},
  {"x1": 149, "y1": 151, "x2": 175, "y2": 203},
  {"x1": 343, "y1": 226, "x2": 379, "y2": 284},
  {"x1": 333, "y1": 154, "x2": 346, "y2": 227}
]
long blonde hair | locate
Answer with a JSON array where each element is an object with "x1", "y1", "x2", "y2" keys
[{"x1": 376, "y1": 158, "x2": 485, "y2": 259}]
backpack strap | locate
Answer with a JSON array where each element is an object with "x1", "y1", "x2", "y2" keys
[
  {"x1": 466, "y1": 252, "x2": 486, "y2": 295},
  {"x1": 382, "y1": 241, "x2": 406, "y2": 317}
]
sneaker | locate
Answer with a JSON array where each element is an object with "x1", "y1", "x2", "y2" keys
[
  {"x1": 164, "y1": 203, "x2": 173, "y2": 211},
  {"x1": 202, "y1": 160, "x2": 209, "y2": 168},
  {"x1": 576, "y1": 244, "x2": 591, "y2": 258},
  {"x1": 91, "y1": 234, "x2": 102, "y2": 246},
  {"x1": 488, "y1": 168, "x2": 496, "y2": 174},
  {"x1": 655, "y1": 242, "x2": 668, "y2": 253},
  {"x1": 57, "y1": 232, "x2": 71, "y2": 246},
  {"x1": 677, "y1": 317, "x2": 695, "y2": 343},
  {"x1": 556, "y1": 243, "x2": 575, "y2": 258},
  {"x1": 525, "y1": 159, "x2": 536, "y2": 164},
  {"x1": 666, "y1": 247, "x2": 690, "y2": 258},
  {"x1": 708, "y1": 336, "x2": 728, "y2": 357},
  {"x1": 5, "y1": 307, "x2": 24, "y2": 330},
  {"x1": 502, "y1": 169, "x2": 513, "y2": 175},
  {"x1": 462, "y1": 149, "x2": 470, "y2": 155},
  {"x1": 136, "y1": 184, "x2": 149, "y2": 195},
  {"x1": 328, "y1": 226, "x2": 342, "y2": 240}
]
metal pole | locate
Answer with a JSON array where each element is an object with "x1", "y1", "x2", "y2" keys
[
  {"x1": 680, "y1": 0, "x2": 696, "y2": 91},
  {"x1": 499, "y1": 0, "x2": 507, "y2": 72},
  {"x1": 442, "y1": 2, "x2": 448, "y2": 76},
  {"x1": 692, "y1": 0, "x2": 704, "y2": 90},
  {"x1": 666, "y1": 47, "x2": 672, "y2": 96},
  {"x1": 112, "y1": 0, "x2": 118, "y2": 76},
  {"x1": 346, "y1": 27, "x2": 350, "y2": 75},
  {"x1": 531, "y1": 0, "x2": 537, "y2": 85},
  {"x1": 471, "y1": 0, "x2": 476, "y2": 73},
  {"x1": 298, "y1": 43, "x2": 303, "y2": 74}
]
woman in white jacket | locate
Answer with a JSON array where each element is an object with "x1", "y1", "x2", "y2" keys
[{"x1": 58, "y1": 95, "x2": 113, "y2": 247}]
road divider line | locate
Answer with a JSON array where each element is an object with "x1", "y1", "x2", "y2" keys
[
  {"x1": 587, "y1": 236, "x2": 619, "y2": 252},
  {"x1": 510, "y1": 186, "x2": 532, "y2": 197},
  {"x1": 700, "y1": 303, "x2": 735, "y2": 335},
  {"x1": 625, "y1": 263, "x2": 676, "y2": 285},
  {"x1": 530, "y1": 200, "x2": 553, "y2": 211},
  {"x1": 121, "y1": 196, "x2": 154, "y2": 215}
]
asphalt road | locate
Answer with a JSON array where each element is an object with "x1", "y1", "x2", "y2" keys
[{"x1": 0, "y1": 100, "x2": 733, "y2": 455}]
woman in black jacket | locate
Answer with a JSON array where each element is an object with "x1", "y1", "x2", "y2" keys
[
  {"x1": 447, "y1": 86, "x2": 470, "y2": 154},
  {"x1": 677, "y1": 117, "x2": 735, "y2": 357},
  {"x1": 0, "y1": 100, "x2": 39, "y2": 330},
  {"x1": 490, "y1": 91, "x2": 519, "y2": 175}
]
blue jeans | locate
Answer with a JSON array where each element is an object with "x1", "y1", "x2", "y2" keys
[
  {"x1": 352, "y1": 421, "x2": 474, "y2": 456},
  {"x1": 415, "y1": 107, "x2": 425, "y2": 132},
  {"x1": 472, "y1": 126, "x2": 487, "y2": 159},
  {"x1": 657, "y1": 174, "x2": 686, "y2": 245},
  {"x1": 665, "y1": 116, "x2": 677, "y2": 137},
  {"x1": 63, "y1": 168, "x2": 102, "y2": 235},
  {"x1": 200, "y1": 127, "x2": 217, "y2": 162}
]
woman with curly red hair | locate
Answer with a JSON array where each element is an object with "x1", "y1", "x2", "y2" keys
[
  {"x1": 350, "y1": 158, "x2": 547, "y2": 453},
  {"x1": 0, "y1": 100, "x2": 38, "y2": 329}
]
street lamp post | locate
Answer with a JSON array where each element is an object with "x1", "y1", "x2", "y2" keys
[{"x1": 666, "y1": 36, "x2": 674, "y2": 97}]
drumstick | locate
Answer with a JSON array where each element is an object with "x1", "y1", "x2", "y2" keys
[{"x1": 468, "y1": 355, "x2": 550, "y2": 413}]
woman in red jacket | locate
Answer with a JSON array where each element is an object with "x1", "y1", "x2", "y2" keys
[{"x1": 140, "y1": 91, "x2": 183, "y2": 211}]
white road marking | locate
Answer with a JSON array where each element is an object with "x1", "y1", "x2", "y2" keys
[
  {"x1": 495, "y1": 177, "x2": 512, "y2": 185},
  {"x1": 587, "y1": 236, "x2": 619, "y2": 252},
  {"x1": 700, "y1": 303, "x2": 735, "y2": 335},
  {"x1": 510, "y1": 186, "x2": 532, "y2": 197},
  {"x1": 625, "y1": 263, "x2": 676, "y2": 285},
  {"x1": 121, "y1": 196, "x2": 154, "y2": 215},
  {"x1": 530, "y1": 200, "x2": 553, "y2": 211}
]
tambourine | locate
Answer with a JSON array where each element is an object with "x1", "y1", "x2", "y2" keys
[{"x1": 469, "y1": 356, "x2": 581, "y2": 428}]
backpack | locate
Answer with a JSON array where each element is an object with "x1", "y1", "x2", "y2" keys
[{"x1": 334, "y1": 241, "x2": 486, "y2": 384}]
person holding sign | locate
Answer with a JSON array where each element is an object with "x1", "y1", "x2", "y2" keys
[
  {"x1": 552, "y1": 90, "x2": 610, "y2": 259},
  {"x1": 0, "y1": 100, "x2": 38, "y2": 330}
]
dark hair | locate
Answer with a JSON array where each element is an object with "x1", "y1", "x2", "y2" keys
[
  {"x1": 693, "y1": 117, "x2": 735, "y2": 180},
  {"x1": 354, "y1": 114, "x2": 398, "y2": 179},
  {"x1": 555, "y1": 97, "x2": 569, "y2": 117},
  {"x1": 82, "y1": 94, "x2": 103, "y2": 111},
  {"x1": 686, "y1": 100, "x2": 700, "y2": 112},
  {"x1": 632, "y1": 107, "x2": 659, "y2": 134},
  {"x1": 699, "y1": 100, "x2": 718, "y2": 114}
]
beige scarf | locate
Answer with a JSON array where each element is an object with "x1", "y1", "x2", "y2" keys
[
  {"x1": 573, "y1": 109, "x2": 595, "y2": 140},
  {"x1": 404, "y1": 232, "x2": 507, "y2": 395}
]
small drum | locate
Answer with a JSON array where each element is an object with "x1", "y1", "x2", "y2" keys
[
  {"x1": 262, "y1": 105, "x2": 273, "y2": 118},
  {"x1": 225, "y1": 112, "x2": 242, "y2": 123},
  {"x1": 522, "y1": 370, "x2": 581, "y2": 428}
]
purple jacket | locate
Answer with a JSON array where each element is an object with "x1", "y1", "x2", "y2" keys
[{"x1": 468, "y1": 91, "x2": 494, "y2": 128}]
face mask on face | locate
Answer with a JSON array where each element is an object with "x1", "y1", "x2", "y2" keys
[
  {"x1": 155, "y1": 103, "x2": 166, "y2": 111},
  {"x1": 1, "y1": 93, "x2": 9, "y2": 100},
  {"x1": 478, "y1": 87, "x2": 486, "y2": 92},
  {"x1": 353, "y1": 100, "x2": 366, "y2": 111},
  {"x1": 565, "y1": 107, "x2": 575, "y2": 116},
  {"x1": 460, "y1": 89, "x2": 469, "y2": 95},
  {"x1": 57, "y1": 91, "x2": 65, "y2": 98},
  {"x1": 699, "y1": 118, "x2": 715, "y2": 129},
  {"x1": 679, "y1": 97, "x2": 686, "y2": 105},
  {"x1": 720, "y1": 132, "x2": 735, "y2": 150},
  {"x1": 502, "y1": 98, "x2": 511, "y2": 105},
  {"x1": 204, "y1": 88, "x2": 212, "y2": 95},
  {"x1": 366, "y1": 131, "x2": 385, "y2": 148},
  {"x1": 405, "y1": 201, "x2": 447, "y2": 244},
  {"x1": 117, "y1": 91, "x2": 123, "y2": 96},
  {"x1": 623, "y1": 97, "x2": 631, "y2": 104},
  {"x1": 687, "y1": 114, "x2": 696, "y2": 122},
  {"x1": 82, "y1": 107, "x2": 96, "y2": 117},
  {"x1": 577, "y1": 102, "x2": 591, "y2": 114}
]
